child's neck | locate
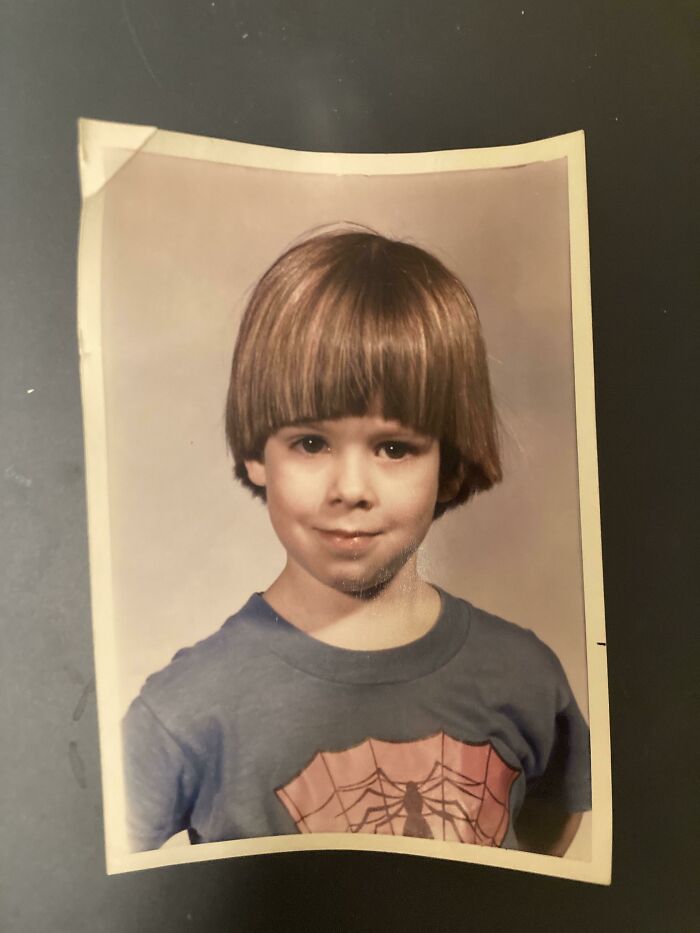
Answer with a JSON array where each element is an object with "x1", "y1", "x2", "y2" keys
[{"x1": 262, "y1": 558, "x2": 441, "y2": 651}]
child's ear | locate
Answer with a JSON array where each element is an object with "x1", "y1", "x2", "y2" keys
[
  {"x1": 244, "y1": 459, "x2": 267, "y2": 488},
  {"x1": 437, "y1": 466, "x2": 464, "y2": 504}
]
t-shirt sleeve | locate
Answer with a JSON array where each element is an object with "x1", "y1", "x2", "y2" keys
[
  {"x1": 531, "y1": 648, "x2": 592, "y2": 813},
  {"x1": 122, "y1": 696, "x2": 199, "y2": 852}
]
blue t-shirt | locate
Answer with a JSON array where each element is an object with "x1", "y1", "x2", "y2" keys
[{"x1": 123, "y1": 589, "x2": 591, "y2": 851}]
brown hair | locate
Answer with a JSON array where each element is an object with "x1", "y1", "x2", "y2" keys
[{"x1": 225, "y1": 227, "x2": 502, "y2": 518}]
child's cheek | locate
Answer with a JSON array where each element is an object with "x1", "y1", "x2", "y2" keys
[
  {"x1": 276, "y1": 462, "x2": 324, "y2": 512},
  {"x1": 392, "y1": 463, "x2": 440, "y2": 513}
]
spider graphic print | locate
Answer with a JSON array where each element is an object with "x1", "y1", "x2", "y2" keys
[{"x1": 276, "y1": 732, "x2": 520, "y2": 845}]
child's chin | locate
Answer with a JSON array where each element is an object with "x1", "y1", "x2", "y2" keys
[{"x1": 330, "y1": 568, "x2": 395, "y2": 600}]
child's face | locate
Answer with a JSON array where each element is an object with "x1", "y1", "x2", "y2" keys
[{"x1": 245, "y1": 415, "x2": 444, "y2": 595}]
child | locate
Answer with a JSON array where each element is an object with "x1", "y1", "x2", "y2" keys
[{"x1": 123, "y1": 228, "x2": 591, "y2": 856}]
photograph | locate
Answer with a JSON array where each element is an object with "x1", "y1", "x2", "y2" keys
[{"x1": 77, "y1": 120, "x2": 611, "y2": 883}]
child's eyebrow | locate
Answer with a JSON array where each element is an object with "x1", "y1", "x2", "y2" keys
[
  {"x1": 281, "y1": 420, "x2": 431, "y2": 440},
  {"x1": 369, "y1": 426, "x2": 429, "y2": 441},
  {"x1": 279, "y1": 421, "x2": 327, "y2": 432}
]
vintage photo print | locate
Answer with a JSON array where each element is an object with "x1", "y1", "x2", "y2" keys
[{"x1": 77, "y1": 119, "x2": 611, "y2": 883}]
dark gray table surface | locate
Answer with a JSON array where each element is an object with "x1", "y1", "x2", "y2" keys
[{"x1": 2, "y1": 2, "x2": 696, "y2": 931}]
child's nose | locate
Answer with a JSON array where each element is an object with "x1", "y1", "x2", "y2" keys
[{"x1": 327, "y1": 451, "x2": 376, "y2": 508}]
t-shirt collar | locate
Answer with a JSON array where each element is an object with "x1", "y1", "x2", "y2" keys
[{"x1": 238, "y1": 587, "x2": 471, "y2": 685}]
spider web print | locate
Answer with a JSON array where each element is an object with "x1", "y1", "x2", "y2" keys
[{"x1": 275, "y1": 732, "x2": 520, "y2": 845}]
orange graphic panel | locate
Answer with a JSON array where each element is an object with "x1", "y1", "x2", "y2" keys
[{"x1": 276, "y1": 732, "x2": 519, "y2": 845}]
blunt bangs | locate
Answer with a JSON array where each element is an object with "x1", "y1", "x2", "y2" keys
[{"x1": 226, "y1": 229, "x2": 502, "y2": 516}]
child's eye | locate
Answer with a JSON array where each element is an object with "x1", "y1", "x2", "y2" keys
[
  {"x1": 377, "y1": 441, "x2": 415, "y2": 460},
  {"x1": 293, "y1": 435, "x2": 327, "y2": 455}
]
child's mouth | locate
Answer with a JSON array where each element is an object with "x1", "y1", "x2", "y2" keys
[{"x1": 315, "y1": 529, "x2": 382, "y2": 552}]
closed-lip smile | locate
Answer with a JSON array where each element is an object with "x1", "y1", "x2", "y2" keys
[
  {"x1": 314, "y1": 528, "x2": 383, "y2": 551},
  {"x1": 316, "y1": 528, "x2": 381, "y2": 537}
]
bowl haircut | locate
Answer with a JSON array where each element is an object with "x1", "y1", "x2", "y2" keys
[{"x1": 225, "y1": 228, "x2": 502, "y2": 519}]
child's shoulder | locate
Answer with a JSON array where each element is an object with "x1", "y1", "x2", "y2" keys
[
  {"x1": 136, "y1": 593, "x2": 266, "y2": 712},
  {"x1": 441, "y1": 590, "x2": 577, "y2": 711},
  {"x1": 444, "y1": 589, "x2": 565, "y2": 681}
]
